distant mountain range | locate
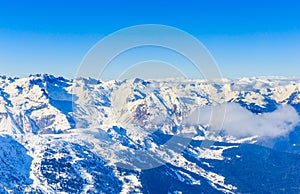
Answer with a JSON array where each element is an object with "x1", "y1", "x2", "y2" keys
[{"x1": 0, "y1": 74, "x2": 300, "y2": 193}]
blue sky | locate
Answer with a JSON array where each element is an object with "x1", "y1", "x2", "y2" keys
[{"x1": 0, "y1": 0, "x2": 300, "y2": 79}]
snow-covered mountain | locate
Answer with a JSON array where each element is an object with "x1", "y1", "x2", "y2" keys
[{"x1": 1, "y1": 74, "x2": 300, "y2": 193}]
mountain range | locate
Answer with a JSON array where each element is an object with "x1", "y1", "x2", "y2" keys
[{"x1": 0, "y1": 74, "x2": 300, "y2": 193}]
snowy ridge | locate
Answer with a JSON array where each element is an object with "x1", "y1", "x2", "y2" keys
[{"x1": 1, "y1": 74, "x2": 300, "y2": 135}]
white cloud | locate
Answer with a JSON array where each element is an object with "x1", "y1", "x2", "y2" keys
[{"x1": 185, "y1": 103, "x2": 300, "y2": 138}]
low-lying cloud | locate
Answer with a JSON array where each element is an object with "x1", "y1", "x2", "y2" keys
[{"x1": 185, "y1": 103, "x2": 300, "y2": 138}]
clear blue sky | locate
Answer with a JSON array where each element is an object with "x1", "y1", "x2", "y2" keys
[{"x1": 0, "y1": 0, "x2": 300, "y2": 79}]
